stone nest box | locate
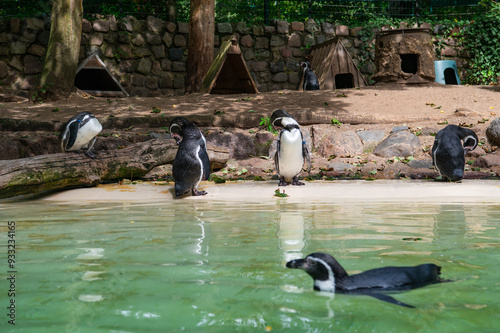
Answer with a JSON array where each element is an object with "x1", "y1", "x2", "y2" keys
[{"x1": 372, "y1": 28, "x2": 435, "y2": 84}]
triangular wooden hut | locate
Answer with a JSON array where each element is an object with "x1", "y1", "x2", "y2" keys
[
  {"x1": 306, "y1": 38, "x2": 367, "y2": 90},
  {"x1": 201, "y1": 35, "x2": 258, "y2": 94},
  {"x1": 74, "y1": 53, "x2": 129, "y2": 97}
]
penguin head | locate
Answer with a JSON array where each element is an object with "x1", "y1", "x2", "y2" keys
[
  {"x1": 270, "y1": 109, "x2": 300, "y2": 131},
  {"x1": 169, "y1": 117, "x2": 190, "y2": 144},
  {"x1": 463, "y1": 134, "x2": 478, "y2": 154},
  {"x1": 286, "y1": 252, "x2": 349, "y2": 292},
  {"x1": 300, "y1": 61, "x2": 311, "y2": 70}
]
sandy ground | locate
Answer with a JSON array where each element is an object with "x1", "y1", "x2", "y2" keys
[
  {"x1": 42, "y1": 180, "x2": 500, "y2": 204},
  {"x1": 0, "y1": 84, "x2": 498, "y2": 127}
]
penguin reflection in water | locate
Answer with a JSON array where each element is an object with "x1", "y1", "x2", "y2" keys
[
  {"x1": 270, "y1": 109, "x2": 311, "y2": 186},
  {"x1": 60, "y1": 111, "x2": 102, "y2": 159},
  {"x1": 431, "y1": 124, "x2": 478, "y2": 181},
  {"x1": 287, "y1": 252, "x2": 447, "y2": 308},
  {"x1": 169, "y1": 117, "x2": 210, "y2": 198}
]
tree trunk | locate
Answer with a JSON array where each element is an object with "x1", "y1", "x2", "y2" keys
[
  {"x1": 0, "y1": 140, "x2": 229, "y2": 199},
  {"x1": 38, "y1": 0, "x2": 83, "y2": 101},
  {"x1": 186, "y1": 0, "x2": 215, "y2": 93}
]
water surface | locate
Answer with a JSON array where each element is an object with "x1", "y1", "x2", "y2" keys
[{"x1": 1, "y1": 182, "x2": 499, "y2": 332}]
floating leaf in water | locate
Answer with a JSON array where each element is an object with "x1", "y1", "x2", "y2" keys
[
  {"x1": 274, "y1": 189, "x2": 288, "y2": 197},
  {"x1": 402, "y1": 237, "x2": 423, "y2": 241}
]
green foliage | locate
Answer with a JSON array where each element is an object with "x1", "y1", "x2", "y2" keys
[
  {"x1": 461, "y1": 1, "x2": 500, "y2": 84},
  {"x1": 330, "y1": 118, "x2": 342, "y2": 126},
  {"x1": 259, "y1": 117, "x2": 278, "y2": 134}
]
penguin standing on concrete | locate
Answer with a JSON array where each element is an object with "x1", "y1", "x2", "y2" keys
[
  {"x1": 286, "y1": 252, "x2": 447, "y2": 308},
  {"x1": 60, "y1": 111, "x2": 102, "y2": 159},
  {"x1": 169, "y1": 117, "x2": 210, "y2": 198},
  {"x1": 271, "y1": 109, "x2": 311, "y2": 186},
  {"x1": 431, "y1": 124, "x2": 478, "y2": 181},
  {"x1": 300, "y1": 61, "x2": 320, "y2": 91}
]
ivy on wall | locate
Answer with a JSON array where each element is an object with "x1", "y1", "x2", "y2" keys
[{"x1": 461, "y1": 1, "x2": 500, "y2": 84}]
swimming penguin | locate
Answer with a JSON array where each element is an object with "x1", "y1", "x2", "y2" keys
[
  {"x1": 286, "y1": 252, "x2": 446, "y2": 308},
  {"x1": 270, "y1": 109, "x2": 311, "y2": 186},
  {"x1": 300, "y1": 61, "x2": 320, "y2": 91},
  {"x1": 170, "y1": 117, "x2": 210, "y2": 198},
  {"x1": 431, "y1": 124, "x2": 478, "y2": 181},
  {"x1": 60, "y1": 111, "x2": 102, "y2": 159}
]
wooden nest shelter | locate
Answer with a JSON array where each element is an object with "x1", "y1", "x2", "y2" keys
[
  {"x1": 306, "y1": 38, "x2": 367, "y2": 90},
  {"x1": 372, "y1": 28, "x2": 435, "y2": 84},
  {"x1": 74, "y1": 53, "x2": 129, "y2": 97},
  {"x1": 201, "y1": 35, "x2": 258, "y2": 94}
]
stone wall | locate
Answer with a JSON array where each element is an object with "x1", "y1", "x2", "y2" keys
[{"x1": 0, "y1": 16, "x2": 469, "y2": 98}]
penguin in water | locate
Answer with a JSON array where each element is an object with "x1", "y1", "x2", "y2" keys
[
  {"x1": 169, "y1": 117, "x2": 210, "y2": 198},
  {"x1": 60, "y1": 111, "x2": 102, "y2": 159},
  {"x1": 270, "y1": 109, "x2": 311, "y2": 186},
  {"x1": 300, "y1": 61, "x2": 320, "y2": 91},
  {"x1": 431, "y1": 124, "x2": 478, "y2": 181},
  {"x1": 286, "y1": 252, "x2": 447, "y2": 308}
]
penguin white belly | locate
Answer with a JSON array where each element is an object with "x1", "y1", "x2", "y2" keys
[
  {"x1": 279, "y1": 129, "x2": 304, "y2": 181},
  {"x1": 68, "y1": 118, "x2": 102, "y2": 151}
]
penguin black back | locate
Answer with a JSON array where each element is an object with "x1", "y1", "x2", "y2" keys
[
  {"x1": 431, "y1": 124, "x2": 478, "y2": 181},
  {"x1": 300, "y1": 61, "x2": 320, "y2": 91},
  {"x1": 286, "y1": 252, "x2": 446, "y2": 308},
  {"x1": 171, "y1": 117, "x2": 210, "y2": 198}
]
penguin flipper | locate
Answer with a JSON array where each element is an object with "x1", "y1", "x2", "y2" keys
[
  {"x1": 274, "y1": 136, "x2": 281, "y2": 175},
  {"x1": 302, "y1": 140, "x2": 311, "y2": 173},
  {"x1": 431, "y1": 137, "x2": 438, "y2": 167},
  {"x1": 62, "y1": 120, "x2": 81, "y2": 152},
  {"x1": 199, "y1": 147, "x2": 211, "y2": 180},
  {"x1": 364, "y1": 292, "x2": 415, "y2": 308}
]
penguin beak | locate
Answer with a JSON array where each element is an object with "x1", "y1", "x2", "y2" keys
[{"x1": 286, "y1": 258, "x2": 306, "y2": 269}]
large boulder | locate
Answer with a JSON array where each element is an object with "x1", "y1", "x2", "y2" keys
[
  {"x1": 312, "y1": 125, "x2": 363, "y2": 158},
  {"x1": 486, "y1": 118, "x2": 500, "y2": 146},
  {"x1": 373, "y1": 130, "x2": 421, "y2": 158}
]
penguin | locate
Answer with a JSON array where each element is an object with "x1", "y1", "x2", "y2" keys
[
  {"x1": 431, "y1": 124, "x2": 478, "y2": 181},
  {"x1": 59, "y1": 111, "x2": 102, "y2": 159},
  {"x1": 286, "y1": 252, "x2": 446, "y2": 308},
  {"x1": 170, "y1": 117, "x2": 210, "y2": 198},
  {"x1": 300, "y1": 61, "x2": 320, "y2": 91},
  {"x1": 270, "y1": 109, "x2": 311, "y2": 186}
]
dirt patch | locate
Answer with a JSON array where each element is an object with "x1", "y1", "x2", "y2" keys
[{"x1": 1, "y1": 84, "x2": 499, "y2": 181}]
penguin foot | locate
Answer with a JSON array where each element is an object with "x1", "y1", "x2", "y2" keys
[
  {"x1": 278, "y1": 177, "x2": 288, "y2": 186},
  {"x1": 84, "y1": 151, "x2": 97, "y2": 159},
  {"x1": 192, "y1": 189, "x2": 207, "y2": 196},
  {"x1": 292, "y1": 177, "x2": 305, "y2": 186}
]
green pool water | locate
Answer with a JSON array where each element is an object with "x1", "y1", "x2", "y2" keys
[{"x1": 1, "y1": 185, "x2": 500, "y2": 332}]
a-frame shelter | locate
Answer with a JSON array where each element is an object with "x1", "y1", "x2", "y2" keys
[
  {"x1": 307, "y1": 38, "x2": 367, "y2": 90},
  {"x1": 201, "y1": 35, "x2": 258, "y2": 94},
  {"x1": 74, "y1": 53, "x2": 129, "y2": 97}
]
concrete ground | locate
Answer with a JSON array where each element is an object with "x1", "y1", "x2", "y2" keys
[{"x1": 42, "y1": 180, "x2": 500, "y2": 204}]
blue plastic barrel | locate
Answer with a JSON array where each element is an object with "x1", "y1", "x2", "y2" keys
[{"x1": 434, "y1": 60, "x2": 460, "y2": 85}]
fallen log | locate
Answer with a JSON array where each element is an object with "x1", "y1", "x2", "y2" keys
[{"x1": 0, "y1": 139, "x2": 229, "y2": 199}]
